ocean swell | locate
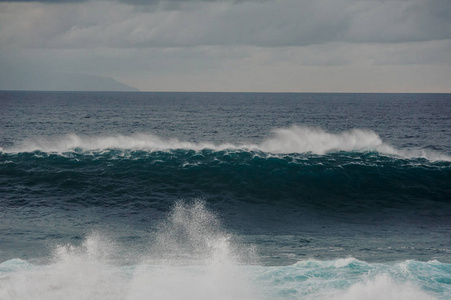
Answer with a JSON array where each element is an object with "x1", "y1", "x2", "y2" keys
[{"x1": 1, "y1": 147, "x2": 450, "y2": 214}]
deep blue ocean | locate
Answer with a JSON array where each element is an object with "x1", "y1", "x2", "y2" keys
[{"x1": 1, "y1": 91, "x2": 450, "y2": 299}]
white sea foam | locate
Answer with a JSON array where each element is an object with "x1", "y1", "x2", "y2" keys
[
  {"x1": 0, "y1": 201, "x2": 259, "y2": 300},
  {"x1": 260, "y1": 126, "x2": 450, "y2": 161},
  {"x1": 1, "y1": 256, "x2": 443, "y2": 300},
  {"x1": 6, "y1": 133, "x2": 220, "y2": 153},
  {"x1": 0, "y1": 234, "x2": 126, "y2": 299},
  {"x1": 334, "y1": 275, "x2": 436, "y2": 300},
  {"x1": 2, "y1": 126, "x2": 449, "y2": 161},
  {"x1": 259, "y1": 126, "x2": 389, "y2": 154},
  {"x1": 1, "y1": 228, "x2": 447, "y2": 300},
  {"x1": 254, "y1": 258, "x2": 445, "y2": 300}
]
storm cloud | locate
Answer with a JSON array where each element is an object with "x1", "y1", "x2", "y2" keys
[
  {"x1": 0, "y1": 0, "x2": 450, "y2": 92},
  {"x1": 1, "y1": 0, "x2": 450, "y2": 48}
]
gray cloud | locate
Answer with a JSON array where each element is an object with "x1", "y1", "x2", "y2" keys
[
  {"x1": 0, "y1": 0, "x2": 85, "y2": 2},
  {"x1": 1, "y1": 0, "x2": 450, "y2": 50},
  {"x1": 342, "y1": 0, "x2": 451, "y2": 43},
  {"x1": 0, "y1": 0, "x2": 236, "y2": 4},
  {"x1": 0, "y1": 0, "x2": 450, "y2": 92}
]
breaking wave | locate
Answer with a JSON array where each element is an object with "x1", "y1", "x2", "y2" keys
[
  {"x1": 2, "y1": 126, "x2": 450, "y2": 161},
  {"x1": 0, "y1": 201, "x2": 449, "y2": 300}
]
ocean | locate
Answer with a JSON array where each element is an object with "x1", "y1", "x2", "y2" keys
[{"x1": 1, "y1": 91, "x2": 450, "y2": 299}]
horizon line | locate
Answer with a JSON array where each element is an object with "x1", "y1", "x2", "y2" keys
[{"x1": 1, "y1": 90, "x2": 451, "y2": 95}]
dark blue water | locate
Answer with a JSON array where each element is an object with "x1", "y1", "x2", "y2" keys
[{"x1": 1, "y1": 91, "x2": 450, "y2": 299}]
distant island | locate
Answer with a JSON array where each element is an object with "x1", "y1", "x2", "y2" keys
[{"x1": 0, "y1": 71, "x2": 139, "y2": 92}]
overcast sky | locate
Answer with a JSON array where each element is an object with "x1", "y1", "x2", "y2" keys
[{"x1": 0, "y1": 0, "x2": 450, "y2": 92}]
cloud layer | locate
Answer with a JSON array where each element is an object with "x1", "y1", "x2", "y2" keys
[
  {"x1": 0, "y1": 0, "x2": 450, "y2": 92},
  {"x1": 1, "y1": 0, "x2": 450, "y2": 49}
]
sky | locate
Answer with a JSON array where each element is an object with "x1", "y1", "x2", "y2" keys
[{"x1": 0, "y1": 0, "x2": 450, "y2": 92}]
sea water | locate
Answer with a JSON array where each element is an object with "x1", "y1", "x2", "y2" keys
[{"x1": 0, "y1": 91, "x2": 450, "y2": 299}]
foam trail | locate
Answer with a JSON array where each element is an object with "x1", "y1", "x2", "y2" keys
[{"x1": 2, "y1": 126, "x2": 450, "y2": 161}]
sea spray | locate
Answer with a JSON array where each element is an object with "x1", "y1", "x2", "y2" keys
[
  {"x1": 1, "y1": 208, "x2": 450, "y2": 299},
  {"x1": 128, "y1": 200, "x2": 259, "y2": 300},
  {"x1": 259, "y1": 126, "x2": 390, "y2": 155},
  {"x1": 3, "y1": 126, "x2": 450, "y2": 161},
  {"x1": 0, "y1": 201, "x2": 260, "y2": 300},
  {"x1": 0, "y1": 234, "x2": 126, "y2": 299}
]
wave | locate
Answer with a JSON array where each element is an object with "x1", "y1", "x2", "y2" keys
[
  {"x1": 260, "y1": 126, "x2": 450, "y2": 162},
  {"x1": 2, "y1": 126, "x2": 450, "y2": 161},
  {"x1": 1, "y1": 202, "x2": 449, "y2": 299},
  {"x1": 1, "y1": 146, "x2": 450, "y2": 213}
]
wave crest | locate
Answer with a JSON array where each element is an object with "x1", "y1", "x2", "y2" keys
[
  {"x1": 260, "y1": 126, "x2": 391, "y2": 154},
  {"x1": 2, "y1": 126, "x2": 450, "y2": 161}
]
